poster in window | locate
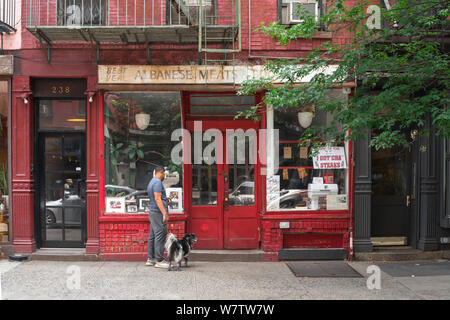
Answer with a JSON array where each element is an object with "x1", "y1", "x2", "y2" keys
[
  {"x1": 138, "y1": 197, "x2": 151, "y2": 212},
  {"x1": 166, "y1": 188, "x2": 183, "y2": 213},
  {"x1": 299, "y1": 147, "x2": 308, "y2": 159},
  {"x1": 266, "y1": 175, "x2": 280, "y2": 211},
  {"x1": 326, "y1": 194, "x2": 348, "y2": 210},
  {"x1": 106, "y1": 197, "x2": 125, "y2": 213},
  {"x1": 126, "y1": 205, "x2": 138, "y2": 213},
  {"x1": 283, "y1": 146, "x2": 292, "y2": 159},
  {"x1": 313, "y1": 147, "x2": 347, "y2": 169}
]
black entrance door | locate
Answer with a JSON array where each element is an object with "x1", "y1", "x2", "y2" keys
[
  {"x1": 371, "y1": 143, "x2": 413, "y2": 244},
  {"x1": 38, "y1": 133, "x2": 86, "y2": 248}
]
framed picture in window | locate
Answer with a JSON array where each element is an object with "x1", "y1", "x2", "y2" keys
[
  {"x1": 126, "y1": 205, "x2": 138, "y2": 213},
  {"x1": 326, "y1": 194, "x2": 348, "y2": 210},
  {"x1": 138, "y1": 197, "x2": 151, "y2": 212},
  {"x1": 166, "y1": 188, "x2": 183, "y2": 213},
  {"x1": 106, "y1": 197, "x2": 125, "y2": 213}
]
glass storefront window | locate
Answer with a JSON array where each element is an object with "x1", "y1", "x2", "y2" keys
[
  {"x1": 266, "y1": 89, "x2": 349, "y2": 212},
  {"x1": 0, "y1": 81, "x2": 9, "y2": 242},
  {"x1": 104, "y1": 92, "x2": 183, "y2": 214}
]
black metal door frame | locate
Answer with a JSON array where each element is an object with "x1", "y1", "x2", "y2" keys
[
  {"x1": 36, "y1": 132, "x2": 87, "y2": 248},
  {"x1": 370, "y1": 131, "x2": 417, "y2": 246},
  {"x1": 34, "y1": 98, "x2": 87, "y2": 249}
]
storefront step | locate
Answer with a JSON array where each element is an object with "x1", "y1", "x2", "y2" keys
[
  {"x1": 30, "y1": 248, "x2": 100, "y2": 262},
  {"x1": 354, "y1": 249, "x2": 449, "y2": 262},
  {"x1": 278, "y1": 248, "x2": 348, "y2": 261},
  {"x1": 189, "y1": 250, "x2": 265, "y2": 262}
]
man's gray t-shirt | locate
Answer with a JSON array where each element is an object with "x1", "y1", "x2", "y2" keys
[{"x1": 147, "y1": 177, "x2": 168, "y2": 214}]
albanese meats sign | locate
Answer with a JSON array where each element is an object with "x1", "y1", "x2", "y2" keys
[{"x1": 98, "y1": 65, "x2": 338, "y2": 85}]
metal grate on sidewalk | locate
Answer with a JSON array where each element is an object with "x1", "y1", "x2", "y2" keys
[{"x1": 285, "y1": 261, "x2": 363, "y2": 278}]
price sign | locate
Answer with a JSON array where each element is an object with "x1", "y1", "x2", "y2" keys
[{"x1": 313, "y1": 147, "x2": 347, "y2": 169}]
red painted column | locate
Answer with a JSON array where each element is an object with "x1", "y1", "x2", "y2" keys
[
  {"x1": 11, "y1": 76, "x2": 36, "y2": 254},
  {"x1": 85, "y1": 76, "x2": 100, "y2": 254}
]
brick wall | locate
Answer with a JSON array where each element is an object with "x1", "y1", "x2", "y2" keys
[
  {"x1": 19, "y1": 0, "x2": 382, "y2": 55},
  {"x1": 99, "y1": 219, "x2": 186, "y2": 260},
  {"x1": 261, "y1": 217, "x2": 351, "y2": 261}
]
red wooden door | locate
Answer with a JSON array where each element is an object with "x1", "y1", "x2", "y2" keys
[{"x1": 186, "y1": 120, "x2": 260, "y2": 249}]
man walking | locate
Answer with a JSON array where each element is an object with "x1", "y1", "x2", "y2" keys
[{"x1": 146, "y1": 166, "x2": 170, "y2": 268}]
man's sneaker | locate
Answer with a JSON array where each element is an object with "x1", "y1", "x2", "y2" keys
[
  {"x1": 154, "y1": 261, "x2": 169, "y2": 269},
  {"x1": 146, "y1": 259, "x2": 156, "y2": 266}
]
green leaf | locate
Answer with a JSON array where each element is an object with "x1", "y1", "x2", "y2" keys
[{"x1": 136, "y1": 150, "x2": 145, "y2": 159}]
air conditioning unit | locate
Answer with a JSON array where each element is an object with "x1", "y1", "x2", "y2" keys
[{"x1": 289, "y1": 1, "x2": 319, "y2": 24}]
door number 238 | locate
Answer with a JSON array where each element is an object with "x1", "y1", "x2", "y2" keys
[{"x1": 51, "y1": 86, "x2": 71, "y2": 94}]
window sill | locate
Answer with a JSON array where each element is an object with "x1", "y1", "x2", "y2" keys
[
  {"x1": 278, "y1": 26, "x2": 332, "y2": 39},
  {"x1": 262, "y1": 210, "x2": 349, "y2": 219}
]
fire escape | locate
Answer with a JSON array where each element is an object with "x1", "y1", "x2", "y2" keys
[{"x1": 25, "y1": 0, "x2": 241, "y2": 64}]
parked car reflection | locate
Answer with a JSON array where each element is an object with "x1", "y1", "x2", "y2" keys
[
  {"x1": 105, "y1": 184, "x2": 135, "y2": 197},
  {"x1": 45, "y1": 194, "x2": 82, "y2": 226},
  {"x1": 267, "y1": 189, "x2": 309, "y2": 210},
  {"x1": 229, "y1": 181, "x2": 255, "y2": 205}
]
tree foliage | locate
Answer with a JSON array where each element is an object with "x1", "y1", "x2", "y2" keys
[{"x1": 238, "y1": 0, "x2": 449, "y2": 150}]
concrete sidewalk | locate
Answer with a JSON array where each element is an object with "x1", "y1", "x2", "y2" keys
[{"x1": 0, "y1": 259, "x2": 449, "y2": 300}]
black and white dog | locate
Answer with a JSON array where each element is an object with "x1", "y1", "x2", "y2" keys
[{"x1": 165, "y1": 233, "x2": 198, "y2": 271}]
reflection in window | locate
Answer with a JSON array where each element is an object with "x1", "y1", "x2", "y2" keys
[
  {"x1": 104, "y1": 92, "x2": 183, "y2": 213},
  {"x1": 228, "y1": 136, "x2": 255, "y2": 206},
  {"x1": 39, "y1": 100, "x2": 86, "y2": 131},
  {"x1": 192, "y1": 139, "x2": 218, "y2": 206},
  {"x1": 192, "y1": 166, "x2": 218, "y2": 205},
  {"x1": 371, "y1": 144, "x2": 407, "y2": 196}
]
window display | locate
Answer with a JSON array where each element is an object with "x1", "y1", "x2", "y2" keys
[
  {"x1": 104, "y1": 92, "x2": 183, "y2": 214},
  {"x1": 266, "y1": 89, "x2": 349, "y2": 211}
]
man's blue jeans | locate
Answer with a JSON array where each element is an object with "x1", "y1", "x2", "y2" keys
[{"x1": 147, "y1": 211, "x2": 168, "y2": 262}]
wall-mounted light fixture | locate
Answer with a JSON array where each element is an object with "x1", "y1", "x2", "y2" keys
[
  {"x1": 84, "y1": 91, "x2": 96, "y2": 103},
  {"x1": 20, "y1": 92, "x2": 32, "y2": 105}
]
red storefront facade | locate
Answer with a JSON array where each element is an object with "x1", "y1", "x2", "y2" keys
[{"x1": 9, "y1": 0, "x2": 363, "y2": 261}]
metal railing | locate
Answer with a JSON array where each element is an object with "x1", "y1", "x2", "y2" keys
[
  {"x1": 0, "y1": 0, "x2": 15, "y2": 31},
  {"x1": 26, "y1": 0, "x2": 236, "y2": 27}
]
